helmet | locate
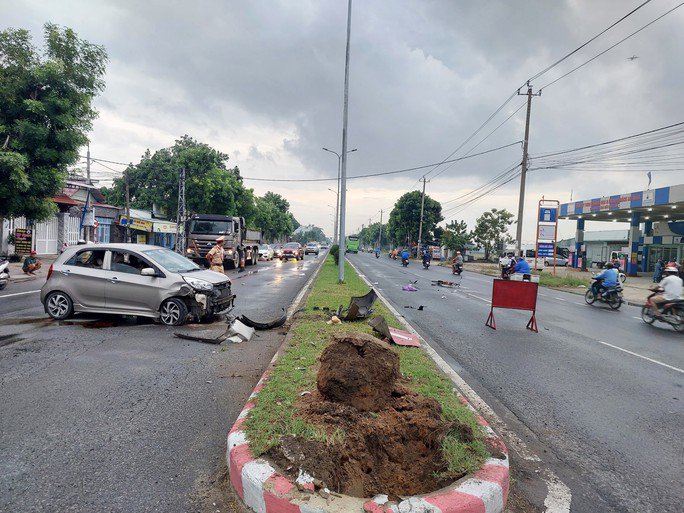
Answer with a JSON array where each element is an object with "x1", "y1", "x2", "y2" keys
[
  {"x1": 664, "y1": 267, "x2": 679, "y2": 274},
  {"x1": 605, "y1": 263, "x2": 614, "y2": 269},
  {"x1": 456, "y1": 251, "x2": 461, "y2": 255}
]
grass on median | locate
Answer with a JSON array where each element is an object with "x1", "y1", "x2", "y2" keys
[
  {"x1": 245, "y1": 255, "x2": 489, "y2": 478},
  {"x1": 536, "y1": 272, "x2": 590, "y2": 288}
]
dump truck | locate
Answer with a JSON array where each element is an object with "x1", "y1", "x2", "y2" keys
[{"x1": 184, "y1": 214, "x2": 261, "y2": 269}]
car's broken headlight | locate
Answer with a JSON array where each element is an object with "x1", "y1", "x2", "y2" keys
[{"x1": 183, "y1": 276, "x2": 214, "y2": 292}]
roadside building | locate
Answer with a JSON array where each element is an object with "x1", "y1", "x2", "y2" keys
[
  {"x1": 560, "y1": 184, "x2": 684, "y2": 275},
  {"x1": 119, "y1": 208, "x2": 177, "y2": 248}
]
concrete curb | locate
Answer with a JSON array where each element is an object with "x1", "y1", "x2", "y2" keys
[{"x1": 226, "y1": 258, "x2": 509, "y2": 513}]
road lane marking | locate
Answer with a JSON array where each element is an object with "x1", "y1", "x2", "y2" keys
[
  {"x1": 597, "y1": 340, "x2": 684, "y2": 374},
  {"x1": 632, "y1": 316, "x2": 641, "y2": 320},
  {"x1": 0, "y1": 290, "x2": 40, "y2": 299},
  {"x1": 468, "y1": 293, "x2": 491, "y2": 304},
  {"x1": 554, "y1": 297, "x2": 566, "y2": 301}
]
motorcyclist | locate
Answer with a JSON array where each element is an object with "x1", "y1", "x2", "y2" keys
[
  {"x1": 512, "y1": 256, "x2": 531, "y2": 274},
  {"x1": 652, "y1": 267, "x2": 683, "y2": 313},
  {"x1": 592, "y1": 262, "x2": 618, "y2": 298},
  {"x1": 400, "y1": 248, "x2": 410, "y2": 264},
  {"x1": 453, "y1": 251, "x2": 464, "y2": 266},
  {"x1": 375, "y1": 247, "x2": 380, "y2": 257},
  {"x1": 422, "y1": 249, "x2": 431, "y2": 266}
]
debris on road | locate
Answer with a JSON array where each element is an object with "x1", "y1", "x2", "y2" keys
[
  {"x1": 368, "y1": 316, "x2": 421, "y2": 347},
  {"x1": 336, "y1": 288, "x2": 378, "y2": 321},
  {"x1": 326, "y1": 315, "x2": 342, "y2": 325},
  {"x1": 237, "y1": 309, "x2": 287, "y2": 330},
  {"x1": 401, "y1": 284, "x2": 417, "y2": 291}
]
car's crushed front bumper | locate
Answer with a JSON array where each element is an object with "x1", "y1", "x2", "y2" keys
[{"x1": 187, "y1": 282, "x2": 235, "y2": 319}]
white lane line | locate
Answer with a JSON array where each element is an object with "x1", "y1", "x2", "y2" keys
[
  {"x1": 0, "y1": 290, "x2": 40, "y2": 299},
  {"x1": 544, "y1": 471, "x2": 572, "y2": 513},
  {"x1": 632, "y1": 316, "x2": 641, "y2": 320},
  {"x1": 597, "y1": 340, "x2": 684, "y2": 374},
  {"x1": 468, "y1": 293, "x2": 492, "y2": 304},
  {"x1": 554, "y1": 297, "x2": 566, "y2": 301}
]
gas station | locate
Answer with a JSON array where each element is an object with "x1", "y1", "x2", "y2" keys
[{"x1": 559, "y1": 184, "x2": 684, "y2": 275}]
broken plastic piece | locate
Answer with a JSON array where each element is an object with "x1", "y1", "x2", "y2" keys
[
  {"x1": 401, "y1": 284, "x2": 417, "y2": 291},
  {"x1": 228, "y1": 319, "x2": 255, "y2": 342},
  {"x1": 238, "y1": 308, "x2": 286, "y2": 330},
  {"x1": 336, "y1": 288, "x2": 378, "y2": 321}
]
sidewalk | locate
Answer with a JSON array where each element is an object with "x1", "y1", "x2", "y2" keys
[{"x1": 8, "y1": 255, "x2": 58, "y2": 284}]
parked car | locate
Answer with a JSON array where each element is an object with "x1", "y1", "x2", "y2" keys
[
  {"x1": 320, "y1": 243, "x2": 330, "y2": 249},
  {"x1": 281, "y1": 242, "x2": 304, "y2": 260},
  {"x1": 544, "y1": 256, "x2": 569, "y2": 267},
  {"x1": 258, "y1": 244, "x2": 274, "y2": 260},
  {"x1": 272, "y1": 244, "x2": 284, "y2": 258},
  {"x1": 305, "y1": 242, "x2": 320, "y2": 255},
  {"x1": 40, "y1": 244, "x2": 234, "y2": 326}
]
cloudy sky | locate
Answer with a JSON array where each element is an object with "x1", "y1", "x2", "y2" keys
[{"x1": 4, "y1": 0, "x2": 684, "y2": 242}]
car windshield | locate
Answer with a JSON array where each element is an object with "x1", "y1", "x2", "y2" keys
[
  {"x1": 284, "y1": 243, "x2": 299, "y2": 248},
  {"x1": 189, "y1": 220, "x2": 232, "y2": 235},
  {"x1": 259, "y1": 244, "x2": 269, "y2": 250},
  {"x1": 142, "y1": 248, "x2": 201, "y2": 273}
]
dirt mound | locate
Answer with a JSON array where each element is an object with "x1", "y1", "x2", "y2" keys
[
  {"x1": 267, "y1": 332, "x2": 472, "y2": 499},
  {"x1": 318, "y1": 332, "x2": 400, "y2": 412}
]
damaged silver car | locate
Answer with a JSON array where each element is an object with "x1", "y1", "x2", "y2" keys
[{"x1": 41, "y1": 244, "x2": 235, "y2": 326}]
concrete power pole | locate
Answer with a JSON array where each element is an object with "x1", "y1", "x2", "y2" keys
[
  {"x1": 175, "y1": 168, "x2": 186, "y2": 254},
  {"x1": 515, "y1": 81, "x2": 541, "y2": 256},
  {"x1": 337, "y1": 0, "x2": 353, "y2": 282},
  {"x1": 85, "y1": 143, "x2": 92, "y2": 242},
  {"x1": 417, "y1": 176, "x2": 428, "y2": 248},
  {"x1": 378, "y1": 209, "x2": 383, "y2": 248}
]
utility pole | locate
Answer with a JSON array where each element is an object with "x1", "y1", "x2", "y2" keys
[
  {"x1": 124, "y1": 166, "x2": 131, "y2": 243},
  {"x1": 378, "y1": 209, "x2": 383, "y2": 248},
  {"x1": 515, "y1": 81, "x2": 541, "y2": 256},
  {"x1": 337, "y1": 0, "x2": 353, "y2": 282},
  {"x1": 175, "y1": 168, "x2": 186, "y2": 254},
  {"x1": 85, "y1": 143, "x2": 92, "y2": 241},
  {"x1": 417, "y1": 176, "x2": 429, "y2": 248}
]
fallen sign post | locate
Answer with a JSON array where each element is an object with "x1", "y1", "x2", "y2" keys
[{"x1": 485, "y1": 278, "x2": 539, "y2": 332}]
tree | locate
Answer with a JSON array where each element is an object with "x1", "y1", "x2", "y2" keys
[
  {"x1": 0, "y1": 24, "x2": 108, "y2": 221},
  {"x1": 254, "y1": 192, "x2": 296, "y2": 242},
  {"x1": 472, "y1": 209, "x2": 514, "y2": 260},
  {"x1": 101, "y1": 135, "x2": 256, "y2": 225},
  {"x1": 358, "y1": 222, "x2": 388, "y2": 249},
  {"x1": 387, "y1": 190, "x2": 443, "y2": 247},
  {"x1": 291, "y1": 226, "x2": 326, "y2": 245},
  {"x1": 441, "y1": 220, "x2": 471, "y2": 252}
]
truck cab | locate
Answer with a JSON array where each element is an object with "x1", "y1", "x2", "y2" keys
[{"x1": 185, "y1": 214, "x2": 261, "y2": 269}]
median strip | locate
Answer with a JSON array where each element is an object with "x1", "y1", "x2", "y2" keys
[{"x1": 227, "y1": 255, "x2": 509, "y2": 512}]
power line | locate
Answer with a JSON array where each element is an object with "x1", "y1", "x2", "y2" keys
[
  {"x1": 241, "y1": 141, "x2": 521, "y2": 182},
  {"x1": 539, "y1": 2, "x2": 684, "y2": 91}
]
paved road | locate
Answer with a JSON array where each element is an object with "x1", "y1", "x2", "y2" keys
[
  {"x1": 0, "y1": 254, "x2": 323, "y2": 513},
  {"x1": 349, "y1": 253, "x2": 683, "y2": 513}
]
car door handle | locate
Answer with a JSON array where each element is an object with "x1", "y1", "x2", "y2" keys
[
  {"x1": 60, "y1": 270, "x2": 71, "y2": 276},
  {"x1": 109, "y1": 277, "x2": 119, "y2": 284}
]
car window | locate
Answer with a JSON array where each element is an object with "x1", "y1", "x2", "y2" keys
[
  {"x1": 142, "y1": 248, "x2": 200, "y2": 273},
  {"x1": 66, "y1": 249, "x2": 107, "y2": 269},
  {"x1": 284, "y1": 243, "x2": 299, "y2": 248},
  {"x1": 111, "y1": 251, "x2": 151, "y2": 275}
]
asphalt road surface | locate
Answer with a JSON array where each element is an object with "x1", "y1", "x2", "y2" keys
[
  {"x1": 349, "y1": 253, "x2": 683, "y2": 513},
  {"x1": 0, "y1": 254, "x2": 323, "y2": 513}
]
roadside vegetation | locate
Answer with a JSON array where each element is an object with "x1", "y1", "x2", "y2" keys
[{"x1": 245, "y1": 255, "x2": 489, "y2": 479}]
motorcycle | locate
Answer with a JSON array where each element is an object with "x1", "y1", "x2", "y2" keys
[
  {"x1": 0, "y1": 259, "x2": 9, "y2": 290},
  {"x1": 401, "y1": 257, "x2": 409, "y2": 267},
  {"x1": 641, "y1": 287, "x2": 684, "y2": 332},
  {"x1": 375, "y1": 252, "x2": 380, "y2": 259},
  {"x1": 452, "y1": 262, "x2": 463, "y2": 276},
  {"x1": 585, "y1": 277, "x2": 623, "y2": 309},
  {"x1": 501, "y1": 265, "x2": 512, "y2": 280},
  {"x1": 422, "y1": 259, "x2": 430, "y2": 270}
]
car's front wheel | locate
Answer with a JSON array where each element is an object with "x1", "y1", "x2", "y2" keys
[
  {"x1": 160, "y1": 298, "x2": 189, "y2": 326},
  {"x1": 45, "y1": 291, "x2": 74, "y2": 320}
]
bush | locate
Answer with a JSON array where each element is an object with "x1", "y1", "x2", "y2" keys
[
  {"x1": 330, "y1": 244, "x2": 339, "y2": 264},
  {"x1": 8, "y1": 253, "x2": 21, "y2": 263}
]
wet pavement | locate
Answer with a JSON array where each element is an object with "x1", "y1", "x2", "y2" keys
[{"x1": 0, "y1": 254, "x2": 323, "y2": 513}]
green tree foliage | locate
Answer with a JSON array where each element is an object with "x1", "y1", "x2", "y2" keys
[
  {"x1": 442, "y1": 220, "x2": 471, "y2": 252},
  {"x1": 0, "y1": 23, "x2": 107, "y2": 221},
  {"x1": 472, "y1": 208, "x2": 514, "y2": 260},
  {"x1": 102, "y1": 135, "x2": 257, "y2": 225},
  {"x1": 254, "y1": 192, "x2": 296, "y2": 242},
  {"x1": 358, "y1": 222, "x2": 388, "y2": 249},
  {"x1": 387, "y1": 190, "x2": 443, "y2": 246},
  {"x1": 291, "y1": 226, "x2": 326, "y2": 245}
]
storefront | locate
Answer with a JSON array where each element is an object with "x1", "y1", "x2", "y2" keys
[
  {"x1": 119, "y1": 212, "x2": 154, "y2": 244},
  {"x1": 152, "y1": 221, "x2": 177, "y2": 249}
]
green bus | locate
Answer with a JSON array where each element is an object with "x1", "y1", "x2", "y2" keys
[{"x1": 346, "y1": 235, "x2": 359, "y2": 253}]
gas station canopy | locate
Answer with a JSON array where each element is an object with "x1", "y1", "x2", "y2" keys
[{"x1": 560, "y1": 185, "x2": 684, "y2": 223}]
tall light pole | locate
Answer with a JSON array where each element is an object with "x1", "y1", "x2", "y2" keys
[{"x1": 323, "y1": 146, "x2": 356, "y2": 246}]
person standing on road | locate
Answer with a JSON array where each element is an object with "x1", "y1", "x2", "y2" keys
[
  {"x1": 206, "y1": 236, "x2": 226, "y2": 274},
  {"x1": 22, "y1": 250, "x2": 42, "y2": 275},
  {"x1": 653, "y1": 258, "x2": 664, "y2": 283}
]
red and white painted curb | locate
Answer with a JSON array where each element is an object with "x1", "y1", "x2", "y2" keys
[{"x1": 227, "y1": 370, "x2": 509, "y2": 513}]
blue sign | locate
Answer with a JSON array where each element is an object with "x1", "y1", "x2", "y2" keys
[
  {"x1": 538, "y1": 243, "x2": 555, "y2": 257},
  {"x1": 539, "y1": 208, "x2": 558, "y2": 223}
]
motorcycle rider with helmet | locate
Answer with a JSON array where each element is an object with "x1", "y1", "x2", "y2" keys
[
  {"x1": 651, "y1": 266, "x2": 683, "y2": 314},
  {"x1": 592, "y1": 262, "x2": 618, "y2": 298}
]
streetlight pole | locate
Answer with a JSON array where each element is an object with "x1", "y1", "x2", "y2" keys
[{"x1": 323, "y1": 147, "x2": 356, "y2": 247}]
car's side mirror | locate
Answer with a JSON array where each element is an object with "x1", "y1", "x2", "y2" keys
[{"x1": 141, "y1": 268, "x2": 156, "y2": 277}]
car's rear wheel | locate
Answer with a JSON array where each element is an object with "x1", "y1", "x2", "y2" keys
[
  {"x1": 45, "y1": 291, "x2": 74, "y2": 320},
  {"x1": 160, "y1": 298, "x2": 188, "y2": 326}
]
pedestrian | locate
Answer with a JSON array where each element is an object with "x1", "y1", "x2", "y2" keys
[
  {"x1": 653, "y1": 258, "x2": 664, "y2": 283},
  {"x1": 22, "y1": 250, "x2": 42, "y2": 276},
  {"x1": 666, "y1": 258, "x2": 678, "y2": 268},
  {"x1": 206, "y1": 236, "x2": 226, "y2": 274}
]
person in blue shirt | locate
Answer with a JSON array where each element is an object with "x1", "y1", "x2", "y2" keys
[
  {"x1": 592, "y1": 262, "x2": 618, "y2": 297},
  {"x1": 375, "y1": 247, "x2": 380, "y2": 257},
  {"x1": 400, "y1": 248, "x2": 410, "y2": 261},
  {"x1": 512, "y1": 256, "x2": 531, "y2": 274}
]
